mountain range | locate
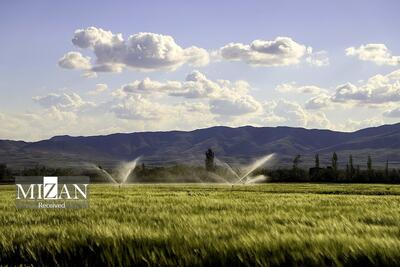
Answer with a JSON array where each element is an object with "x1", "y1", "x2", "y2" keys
[{"x1": 1, "y1": 123, "x2": 400, "y2": 169}]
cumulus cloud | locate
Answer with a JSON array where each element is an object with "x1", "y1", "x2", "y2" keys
[
  {"x1": 12, "y1": 88, "x2": 217, "y2": 140},
  {"x1": 64, "y1": 27, "x2": 209, "y2": 73},
  {"x1": 109, "y1": 94, "x2": 218, "y2": 129},
  {"x1": 210, "y1": 95, "x2": 261, "y2": 116},
  {"x1": 268, "y1": 99, "x2": 332, "y2": 128},
  {"x1": 331, "y1": 69, "x2": 400, "y2": 104},
  {"x1": 219, "y1": 37, "x2": 312, "y2": 67},
  {"x1": 383, "y1": 107, "x2": 400, "y2": 118},
  {"x1": 0, "y1": 108, "x2": 95, "y2": 141},
  {"x1": 81, "y1": 71, "x2": 97, "y2": 78},
  {"x1": 23, "y1": 68, "x2": 400, "y2": 140},
  {"x1": 120, "y1": 78, "x2": 181, "y2": 96},
  {"x1": 170, "y1": 70, "x2": 218, "y2": 98},
  {"x1": 91, "y1": 63, "x2": 124, "y2": 73},
  {"x1": 184, "y1": 46, "x2": 210, "y2": 67},
  {"x1": 305, "y1": 94, "x2": 331, "y2": 109},
  {"x1": 273, "y1": 100, "x2": 307, "y2": 126},
  {"x1": 305, "y1": 50, "x2": 330, "y2": 67},
  {"x1": 111, "y1": 94, "x2": 165, "y2": 120},
  {"x1": 58, "y1": 52, "x2": 91, "y2": 70},
  {"x1": 299, "y1": 69, "x2": 400, "y2": 110},
  {"x1": 346, "y1": 44, "x2": 400, "y2": 66},
  {"x1": 116, "y1": 71, "x2": 262, "y2": 116},
  {"x1": 88, "y1": 84, "x2": 108, "y2": 95},
  {"x1": 276, "y1": 82, "x2": 326, "y2": 94},
  {"x1": 340, "y1": 118, "x2": 384, "y2": 132},
  {"x1": 33, "y1": 92, "x2": 94, "y2": 111},
  {"x1": 331, "y1": 82, "x2": 368, "y2": 102}
]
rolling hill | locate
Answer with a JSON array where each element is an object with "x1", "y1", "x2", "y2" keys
[{"x1": 1, "y1": 123, "x2": 400, "y2": 169}]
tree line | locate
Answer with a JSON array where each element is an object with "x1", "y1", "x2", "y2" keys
[
  {"x1": 1, "y1": 150, "x2": 400, "y2": 184},
  {"x1": 260, "y1": 153, "x2": 400, "y2": 183}
]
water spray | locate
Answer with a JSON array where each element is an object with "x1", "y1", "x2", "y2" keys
[
  {"x1": 89, "y1": 156, "x2": 141, "y2": 185},
  {"x1": 215, "y1": 153, "x2": 275, "y2": 184},
  {"x1": 236, "y1": 154, "x2": 275, "y2": 184}
]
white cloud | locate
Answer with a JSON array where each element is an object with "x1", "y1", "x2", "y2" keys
[
  {"x1": 210, "y1": 95, "x2": 261, "y2": 116},
  {"x1": 88, "y1": 84, "x2": 108, "y2": 95},
  {"x1": 340, "y1": 117, "x2": 384, "y2": 132},
  {"x1": 272, "y1": 100, "x2": 308, "y2": 126},
  {"x1": 299, "y1": 69, "x2": 400, "y2": 110},
  {"x1": 0, "y1": 110, "x2": 80, "y2": 141},
  {"x1": 66, "y1": 27, "x2": 209, "y2": 73},
  {"x1": 219, "y1": 37, "x2": 311, "y2": 67},
  {"x1": 305, "y1": 94, "x2": 331, "y2": 109},
  {"x1": 268, "y1": 99, "x2": 332, "y2": 129},
  {"x1": 346, "y1": 43, "x2": 400, "y2": 66},
  {"x1": 81, "y1": 71, "x2": 97, "y2": 78},
  {"x1": 14, "y1": 67, "x2": 400, "y2": 140},
  {"x1": 383, "y1": 107, "x2": 400, "y2": 118},
  {"x1": 276, "y1": 82, "x2": 326, "y2": 95},
  {"x1": 169, "y1": 71, "x2": 222, "y2": 99},
  {"x1": 111, "y1": 94, "x2": 165, "y2": 120},
  {"x1": 121, "y1": 78, "x2": 181, "y2": 95},
  {"x1": 184, "y1": 46, "x2": 210, "y2": 67},
  {"x1": 116, "y1": 71, "x2": 262, "y2": 116},
  {"x1": 32, "y1": 92, "x2": 94, "y2": 111},
  {"x1": 331, "y1": 69, "x2": 400, "y2": 104},
  {"x1": 91, "y1": 63, "x2": 124, "y2": 73},
  {"x1": 306, "y1": 50, "x2": 330, "y2": 67},
  {"x1": 3, "y1": 88, "x2": 215, "y2": 141},
  {"x1": 46, "y1": 106, "x2": 78, "y2": 122},
  {"x1": 109, "y1": 94, "x2": 218, "y2": 129},
  {"x1": 58, "y1": 52, "x2": 91, "y2": 70},
  {"x1": 331, "y1": 82, "x2": 369, "y2": 102}
]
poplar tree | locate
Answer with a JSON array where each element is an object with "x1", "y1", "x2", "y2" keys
[
  {"x1": 332, "y1": 152, "x2": 338, "y2": 172},
  {"x1": 315, "y1": 154, "x2": 320, "y2": 168},
  {"x1": 349, "y1": 155, "x2": 354, "y2": 179}
]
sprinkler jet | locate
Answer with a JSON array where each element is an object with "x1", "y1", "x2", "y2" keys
[
  {"x1": 92, "y1": 157, "x2": 141, "y2": 185},
  {"x1": 215, "y1": 154, "x2": 275, "y2": 184}
]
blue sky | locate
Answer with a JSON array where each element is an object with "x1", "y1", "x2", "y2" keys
[{"x1": 1, "y1": 0, "x2": 400, "y2": 140}]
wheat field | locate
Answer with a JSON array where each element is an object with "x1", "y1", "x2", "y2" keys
[{"x1": 1, "y1": 183, "x2": 400, "y2": 266}]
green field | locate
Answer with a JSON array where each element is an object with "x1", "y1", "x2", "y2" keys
[{"x1": 2, "y1": 183, "x2": 400, "y2": 266}]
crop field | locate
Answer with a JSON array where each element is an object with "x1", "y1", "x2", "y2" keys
[{"x1": 1, "y1": 183, "x2": 400, "y2": 266}]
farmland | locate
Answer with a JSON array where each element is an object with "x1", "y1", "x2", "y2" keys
[{"x1": 1, "y1": 183, "x2": 400, "y2": 266}]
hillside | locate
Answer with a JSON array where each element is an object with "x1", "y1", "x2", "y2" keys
[{"x1": 0, "y1": 124, "x2": 399, "y2": 169}]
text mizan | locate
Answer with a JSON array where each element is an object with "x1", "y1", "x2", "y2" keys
[{"x1": 16, "y1": 176, "x2": 88, "y2": 200}]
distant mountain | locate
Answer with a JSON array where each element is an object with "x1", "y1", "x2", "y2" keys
[{"x1": 1, "y1": 123, "x2": 400, "y2": 169}]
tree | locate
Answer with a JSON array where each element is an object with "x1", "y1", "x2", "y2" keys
[
  {"x1": 332, "y1": 152, "x2": 338, "y2": 172},
  {"x1": 291, "y1": 155, "x2": 303, "y2": 181},
  {"x1": 349, "y1": 155, "x2": 354, "y2": 179},
  {"x1": 315, "y1": 154, "x2": 320, "y2": 168},
  {"x1": 205, "y1": 148, "x2": 215, "y2": 171},
  {"x1": 331, "y1": 152, "x2": 338, "y2": 179},
  {"x1": 293, "y1": 155, "x2": 301, "y2": 170},
  {"x1": 356, "y1": 165, "x2": 360, "y2": 179},
  {"x1": 385, "y1": 160, "x2": 389, "y2": 178},
  {"x1": 0, "y1": 164, "x2": 7, "y2": 181},
  {"x1": 367, "y1": 155, "x2": 372, "y2": 175},
  {"x1": 390, "y1": 169, "x2": 399, "y2": 183}
]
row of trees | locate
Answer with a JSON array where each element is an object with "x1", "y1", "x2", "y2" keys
[
  {"x1": 204, "y1": 149, "x2": 400, "y2": 183},
  {"x1": 1, "y1": 151, "x2": 399, "y2": 184},
  {"x1": 0, "y1": 164, "x2": 11, "y2": 182},
  {"x1": 274, "y1": 153, "x2": 400, "y2": 183},
  {"x1": 0, "y1": 164, "x2": 77, "y2": 183}
]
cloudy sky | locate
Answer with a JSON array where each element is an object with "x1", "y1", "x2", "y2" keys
[{"x1": 1, "y1": 0, "x2": 400, "y2": 141}]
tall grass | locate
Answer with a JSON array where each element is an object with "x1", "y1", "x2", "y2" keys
[{"x1": 1, "y1": 184, "x2": 400, "y2": 266}]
